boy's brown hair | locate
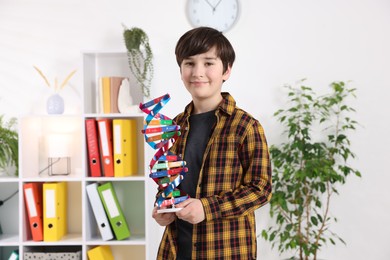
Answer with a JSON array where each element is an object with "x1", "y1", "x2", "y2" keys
[{"x1": 175, "y1": 27, "x2": 236, "y2": 73}]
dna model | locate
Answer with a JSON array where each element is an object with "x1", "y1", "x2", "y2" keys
[{"x1": 139, "y1": 94, "x2": 189, "y2": 213}]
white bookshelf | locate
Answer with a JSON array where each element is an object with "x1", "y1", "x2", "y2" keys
[{"x1": 0, "y1": 51, "x2": 154, "y2": 260}]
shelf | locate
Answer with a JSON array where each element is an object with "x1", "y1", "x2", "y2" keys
[
  {"x1": 0, "y1": 182, "x2": 19, "y2": 245},
  {"x1": 21, "y1": 181, "x2": 82, "y2": 243},
  {"x1": 0, "y1": 50, "x2": 152, "y2": 259},
  {"x1": 86, "y1": 233, "x2": 146, "y2": 245},
  {"x1": 82, "y1": 51, "x2": 143, "y2": 115},
  {"x1": 0, "y1": 234, "x2": 19, "y2": 245},
  {"x1": 19, "y1": 116, "x2": 83, "y2": 179},
  {"x1": 22, "y1": 233, "x2": 82, "y2": 246}
]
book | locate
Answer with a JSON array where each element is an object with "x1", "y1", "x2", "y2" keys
[
  {"x1": 110, "y1": 77, "x2": 126, "y2": 113},
  {"x1": 98, "y1": 76, "x2": 128, "y2": 114}
]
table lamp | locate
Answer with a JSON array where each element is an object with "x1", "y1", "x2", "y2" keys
[{"x1": 45, "y1": 134, "x2": 72, "y2": 176}]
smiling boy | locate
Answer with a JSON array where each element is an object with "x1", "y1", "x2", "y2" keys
[{"x1": 152, "y1": 27, "x2": 272, "y2": 260}]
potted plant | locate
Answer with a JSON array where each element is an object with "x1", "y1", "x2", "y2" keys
[
  {"x1": 0, "y1": 115, "x2": 18, "y2": 176},
  {"x1": 262, "y1": 80, "x2": 361, "y2": 260},
  {"x1": 123, "y1": 25, "x2": 154, "y2": 98}
]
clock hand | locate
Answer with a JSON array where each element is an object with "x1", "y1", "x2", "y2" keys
[
  {"x1": 213, "y1": 0, "x2": 223, "y2": 11},
  {"x1": 205, "y1": 0, "x2": 223, "y2": 13}
]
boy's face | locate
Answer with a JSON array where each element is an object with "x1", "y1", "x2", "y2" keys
[{"x1": 180, "y1": 47, "x2": 231, "y2": 104}]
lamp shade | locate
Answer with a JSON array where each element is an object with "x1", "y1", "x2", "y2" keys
[{"x1": 46, "y1": 134, "x2": 72, "y2": 158}]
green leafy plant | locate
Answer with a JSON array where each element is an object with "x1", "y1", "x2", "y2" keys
[
  {"x1": 0, "y1": 115, "x2": 18, "y2": 176},
  {"x1": 123, "y1": 25, "x2": 154, "y2": 98},
  {"x1": 262, "y1": 80, "x2": 361, "y2": 260}
]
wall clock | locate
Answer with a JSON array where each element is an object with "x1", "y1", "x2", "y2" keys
[{"x1": 186, "y1": 0, "x2": 240, "y2": 32}]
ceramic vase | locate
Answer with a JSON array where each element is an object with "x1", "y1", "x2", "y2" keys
[{"x1": 47, "y1": 93, "x2": 64, "y2": 114}]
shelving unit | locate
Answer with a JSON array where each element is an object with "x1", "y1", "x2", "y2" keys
[{"x1": 0, "y1": 51, "x2": 154, "y2": 260}]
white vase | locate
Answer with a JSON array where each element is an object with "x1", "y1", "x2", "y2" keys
[{"x1": 47, "y1": 93, "x2": 64, "y2": 114}]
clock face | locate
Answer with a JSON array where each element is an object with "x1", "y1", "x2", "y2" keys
[{"x1": 186, "y1": 0, "x2": 240, "y2": 32}]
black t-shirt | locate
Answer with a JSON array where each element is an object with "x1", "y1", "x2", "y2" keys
[{"x1": 176, "y1": 110, "x2": 216, "y2": 260}]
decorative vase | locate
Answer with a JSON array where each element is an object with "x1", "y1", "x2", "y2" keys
[{"x1": 47, "y1": 93, "x2": 64, "y2": 114}]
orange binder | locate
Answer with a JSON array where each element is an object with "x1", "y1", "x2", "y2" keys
[
  {"x1": 97, "y1": 118, "x2": 114, "y2": 177},
  {"x1": 23, "y1": 182, "x2": 43, "y2": 241},
  {"x1": 86, "y1": 118, "x2": 102, "y2": 177}
]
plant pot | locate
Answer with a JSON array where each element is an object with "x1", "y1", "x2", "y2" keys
[{"x1": 0, "y1": 158, "x2": 17, "y2": 177}]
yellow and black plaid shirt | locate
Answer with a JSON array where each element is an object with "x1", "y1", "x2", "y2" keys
[{"x1": 157, "y1": 92, "x2": 272, "y2": 260}]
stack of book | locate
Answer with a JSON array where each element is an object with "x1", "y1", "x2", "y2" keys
[{"x1": 98, "y1": 76, "x2": 129, "y2": 114}]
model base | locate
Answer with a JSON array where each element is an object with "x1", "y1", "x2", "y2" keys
[{"x1": 157, "y1": 207, "x2": 183, "y2": 213}]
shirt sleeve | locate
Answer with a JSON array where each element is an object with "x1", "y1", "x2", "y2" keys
[{"x1": 200, "y1": 120, "x2": 272, "y2": 221}]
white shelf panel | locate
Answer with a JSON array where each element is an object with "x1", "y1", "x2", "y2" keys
[
  {"x1": 86, "y1": 176, "x2": 147, "y2": 182},
  {"x1": 0, "y1": 234, "x2": 19, "y2": 245},
  {"x1": 22, "y1": 233, "x2": 83, "y2": 246},
  {"x1": 86, "y1": 234, "x2": 146, "y2": 246}
]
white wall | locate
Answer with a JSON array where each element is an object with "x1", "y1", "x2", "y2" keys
[{"x1": 1, "y1": 0, "x2": 389, "y2": 259}]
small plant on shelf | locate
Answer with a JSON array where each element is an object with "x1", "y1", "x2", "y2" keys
[
  {"x1": 33, "y1": 66, "x2": 77, "y2": 114},
  {"x1": 0, "y1": 115, "x2": 18, "y2": 176},
  {"x1": 123, "y1": 25, "x2": 154, "y2": 98},
  {"x1": 262, "y1": 80, "x2": 361, "y2": 260}
]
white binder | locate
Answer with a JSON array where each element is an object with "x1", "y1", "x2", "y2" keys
[{"x1": 86, "y1": 183, "x2": 114, "y2": 241}]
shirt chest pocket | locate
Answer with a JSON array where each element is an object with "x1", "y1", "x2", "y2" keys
[{"x1": 201, "y1": 134, "x2": 243, "y2": 194}]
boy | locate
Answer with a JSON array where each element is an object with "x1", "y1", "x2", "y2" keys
[{"x1": 152, "y1": 27, "x2": 272, "y2": 260}]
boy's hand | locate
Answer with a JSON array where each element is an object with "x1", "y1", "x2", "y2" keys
[
  {"x1": 152, "y1": 207, "x2": 176, "y2": 226},
  {"x1": 175, "y1": 198, "x2": 205, "y2": 224}
]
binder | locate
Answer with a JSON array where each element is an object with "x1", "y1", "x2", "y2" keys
[
  {"x1": 113, "y1": 119, "x2": 138, "y2": 177},
  {"x1": 87, "y1": 245, "x2": 114, "y2": 260},
  {"x1": 43, "y1": 182, "x2": 67, "y2": 241},
  {"x1": 86, "y1": 183, "x2": 114, "y2": 241},
  {"x1": 85, "y1": 119, "x2": 102, "y2": 177},
  {"x1": 97, "y1": 119, "x2": 114, "y2": 177},
  {"x1": 23, "y1": 182, "x2": 43, "y2": 241},
  {"x1": 97, "y1": 182, "x2": 130, "y2": 240}
]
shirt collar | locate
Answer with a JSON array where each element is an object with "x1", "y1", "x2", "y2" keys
[{"x1": 182, "y1": 92, "x2": 236, "y2": 117}]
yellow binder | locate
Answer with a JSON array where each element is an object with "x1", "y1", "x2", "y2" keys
[
  {"x1": 43, "y1": 182, "x2": 67, "y2": 241},
  {"x1": 113, "y1": 119, "x2": 138, "y2": 177},
  {"x1": 87, "y1": 245, "x2": 114, "y2": 260}
]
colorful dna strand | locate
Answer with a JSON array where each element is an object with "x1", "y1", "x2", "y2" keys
[{"x1": 139, "y1": 94, "x2": 189, "y2": 212}]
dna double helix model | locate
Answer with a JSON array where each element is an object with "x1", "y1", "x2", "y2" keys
[{"x1": 139, "y1": 94, "x2": 189, "y2": 212}]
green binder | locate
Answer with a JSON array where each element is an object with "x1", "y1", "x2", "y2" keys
[{"x1": 97, "y1": 182, "x2": 130, "y2": 240}]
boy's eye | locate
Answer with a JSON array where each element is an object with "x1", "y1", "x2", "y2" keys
[
  {"x1": 184, "y1": 61, "x2": 194, "y2": 66},
  {"x1": 205, "y1": 62, "x2": 214, "y2": 66}
]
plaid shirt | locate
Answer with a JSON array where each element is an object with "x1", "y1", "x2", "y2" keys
[{"x1": 157, "y1": 92, "x2": 272, "y2": 260}]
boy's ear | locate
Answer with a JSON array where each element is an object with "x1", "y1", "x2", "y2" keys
[{"x1": 222, "y1": 65, "x2": 232, "y2": 81}]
